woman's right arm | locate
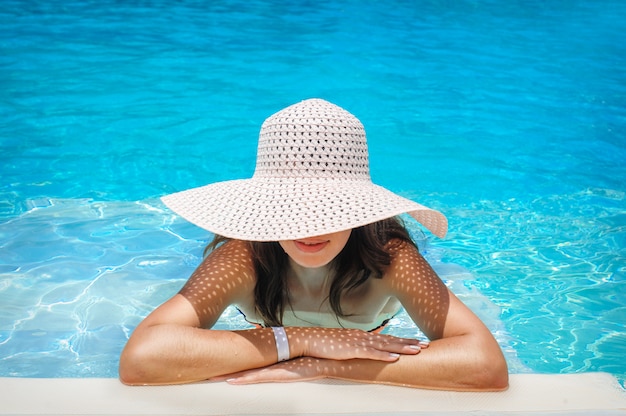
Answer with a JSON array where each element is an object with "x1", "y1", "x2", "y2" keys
[
  {"x1": 119, "y1": 294, "x2": 287, "y2": 385},
  {"x1": 119, "y1": 239, "x2": 281, "y2": 385}
]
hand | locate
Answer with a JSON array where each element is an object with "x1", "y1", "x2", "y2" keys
[
  {"x1": 213, "y1": 357, "x2": 328, "y2": 385},
  {"x1": 288, "y1": 327, "x2": 429, "y2": 362}
]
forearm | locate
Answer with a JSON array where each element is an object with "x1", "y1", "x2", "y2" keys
[
  {"x1": 321, "y1": 335, "x2": 509, "y2": 391},
  {"x1": 120, "y1": 324, "x2": 423, "y2": 385},
  {"x1": 120, "y1": 325, "x2": 278, "y2": 385}
]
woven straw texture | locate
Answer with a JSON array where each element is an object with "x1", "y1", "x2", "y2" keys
[{"x1": 161, "y1": 99, "x2": 447, "y2": 241}]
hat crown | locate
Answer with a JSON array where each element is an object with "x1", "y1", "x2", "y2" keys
[{"x1": 253, "y1": 99, "x2": 371, "y2": 180}]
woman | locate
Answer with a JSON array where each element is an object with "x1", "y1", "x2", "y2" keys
[{"x1": 119, "y1": 99, "x2": 508, "y2": 390}]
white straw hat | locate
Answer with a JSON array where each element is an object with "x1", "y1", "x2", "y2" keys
[{"x1": 161, "y1": 99, "x2": 447, "y2": 241}]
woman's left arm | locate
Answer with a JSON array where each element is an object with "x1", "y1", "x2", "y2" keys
[
  {"x1": 325, "y1": 242, "x2": 509, "y2": 391},
  {"x1": 320, "y1": 292, "x2": 510, "y2": 391}
]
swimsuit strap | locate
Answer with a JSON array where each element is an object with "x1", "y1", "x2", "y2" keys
[{"x1": 235, "y1": 307, "x2": 395, "y2": 332}]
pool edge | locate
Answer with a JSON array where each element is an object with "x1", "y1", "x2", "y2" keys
[{"x1": 1, "y1": 373, "x2": 625, "y2": 415}]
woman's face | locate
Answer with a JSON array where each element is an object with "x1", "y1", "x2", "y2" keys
[{"x1": 278, "y1": 229, "x2": 352, "y2": 269}]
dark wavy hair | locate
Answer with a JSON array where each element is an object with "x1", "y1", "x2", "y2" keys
[{"x1": 205, "y1": 217, "x2": 416, "y2": 327}]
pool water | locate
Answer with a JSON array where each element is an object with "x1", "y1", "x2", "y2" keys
[{"x1": 1, "y1": 0, "x2": 624, "y2": 383}]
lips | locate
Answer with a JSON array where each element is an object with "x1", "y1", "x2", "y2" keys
[{"x1": 293, "y1": 239, "x2": 329, "y2": 253}]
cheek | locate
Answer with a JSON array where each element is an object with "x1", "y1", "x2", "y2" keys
[
  {"x1": 333, "y1": 230, "x2": 352, "y2": 251},
  {"x1": 327, "y1": 237, "x2": 350, "y2": 259}
]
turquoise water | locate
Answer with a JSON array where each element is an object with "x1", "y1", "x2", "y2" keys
[{"x1": 1, "y1": 0, "x2": 624, "y2": 383}]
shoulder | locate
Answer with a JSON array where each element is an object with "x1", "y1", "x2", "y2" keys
[
  {"x1": 383, "y1": 239, "x2": 450, "y2": 339},
  {"x1": 203, "y1": 238, "x2": 255, "y2": 271},
  {"x1": 384, "y1": 238, "x2": 425, "y2": 272},
  {"x1": 382, "y1": 238, "x2": 443, "y2": 293},
  {"x1": 200, "y1": 239, "x2": 255, "y2": 285},
  {"x1": 181, "y1": 239, "x2": 256, "y2": 306}
]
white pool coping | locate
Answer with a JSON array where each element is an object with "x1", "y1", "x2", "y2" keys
[{"x1": 2, "y1": 373, "x2": 625, "y2": 415}]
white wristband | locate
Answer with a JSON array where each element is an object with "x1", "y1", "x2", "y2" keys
[{"x1": 271, "y1": 327, "x2": 290, "y2": 362}]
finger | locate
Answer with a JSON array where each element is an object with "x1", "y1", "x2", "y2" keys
[
  {"x1": 347, "y1": 335, "x2": 428, "y2": 360},
  {"x1": 398, "y1": 338, "x2": 430, "y2": 348},
  {"x1": 372, "y1": 334, "x2": 431, "y2": 351},
  {"x1": 209, "y1": 369, "x2": 249, "y2": 382},
  {"x1": 367, "y1": 343, "x2": 421, "y2": 357},
  {"x1": 227, "y1": 367, "x2": 307, "y2": 385},
  {"x1": 224, "y1": 368, "x2": 275, "y2": 384},
  {"x1": 378, "y1": 334, "x2": 429, "y2": 347},
  {"x1": 226, "y1": 373, "x2": 263, "y2": 385},
  {"x1": 364, "y1": 336, "x2": 423, "y2": 355}
]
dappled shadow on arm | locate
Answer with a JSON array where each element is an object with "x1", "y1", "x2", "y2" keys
[
  {"x1": 386, "y1": 242, "x2": 450, "y2": 340},
  {"x1": 178, "y1": 240, "x2": 255, "y2": 328}
]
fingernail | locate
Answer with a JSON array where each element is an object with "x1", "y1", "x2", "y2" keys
[
  {"x1": 389, "y1": 353, "x2": 401, "y2": 358},
  {"x1": 409, "y1": 345, "x2": 421, "y2": 351},
  {"x1": 419, "y1": 341, "x2": 430, "y2": 347}
]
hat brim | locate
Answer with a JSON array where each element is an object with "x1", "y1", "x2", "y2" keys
[{"x1": 161, "y1": 178, "x2": 447, "y2": 241}]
